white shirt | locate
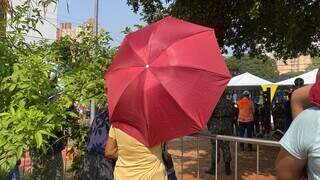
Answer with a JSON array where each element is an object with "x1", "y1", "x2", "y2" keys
[{"x1": 280, "y1": 107, "x2": 320, "y2": 179}]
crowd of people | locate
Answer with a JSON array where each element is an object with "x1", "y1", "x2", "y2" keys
[
  {"x1": 204, "y1": 69, "x2": 320, "y2": 179},
  {"x1": 223, "y1": 86, "x2": 303, "y2": 139},
  {"x1": 205, "y1": 77, "x2": 307, "y2": 176}
]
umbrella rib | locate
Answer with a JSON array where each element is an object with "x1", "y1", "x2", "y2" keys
[
  {"x1": 109, "y1": 70, "x2": 145, "y2": 120},
  {"x1": 143, "y1": 78, "x2": 151, "y2": 144},
  {"x1": 153, "y1": 66, "x2": 231, "y2": 80},
  {"x1": 146, "y1": 18, "x2": 162, "y2": 62},
  {"x1": 126, "y1": 38, "x2": 148, "y2": 65},
  {"x1": 107, "y1": 66, "x2": 144, "y2": 74},
  {"x1": 150, "y1": 29, "x2": 212, "y2": 65}
]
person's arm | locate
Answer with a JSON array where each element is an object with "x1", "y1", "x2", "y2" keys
[
  {"x1": 276, "y1": 108, "x2": 317, "y2": 179},
  {"x1": 291, "y1": 85, "x2": 312, "y2": 119},
  {"x1": 104, "y1": 126, "x2": 118, "y2": 159},
  {"x1": 275, "y1": 148, "x2": 306, "y2": 180},
  {"x1": 105, "y1": 136, "x2": 118, "y2": 159}
]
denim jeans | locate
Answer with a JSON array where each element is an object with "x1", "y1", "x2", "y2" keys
[{"x1": 238, "y1": 121, "x2": 254, "y2": 150}]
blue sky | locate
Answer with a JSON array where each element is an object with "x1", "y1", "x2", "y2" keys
[
  {"x1": 57, "y1": 1, "x2": 233, "y2": 56},
  {"x1": 57, "y1": 0, "x2": 145, "y2": 45}
]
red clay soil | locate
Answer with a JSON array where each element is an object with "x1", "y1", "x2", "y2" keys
[{"x1": 167, "y1": 137, "x2": 279, "y2": 180}]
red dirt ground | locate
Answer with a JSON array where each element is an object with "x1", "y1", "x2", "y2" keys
[{"x1": 168, "y1": 137, "x2": 279, "y2": 180}]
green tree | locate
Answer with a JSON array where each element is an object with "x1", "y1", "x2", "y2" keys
[
  {"x1": 127, "y1": 0, "x2": 320, "y2": 59},
  {"x1": 121, "y1": 24, "x2": 144, "y2": 35},
  {"x1": 226, "y1": 55, "x2": 279, "y2": 81},
  {"x1": 0, "y1": 41, "x2": 72, "y2": 173},
  {"x1": 51, "y1": 27, "x2": 115, "y2": 106},
  {"x1": 0, "y1": 0, "x2": 115, "y2": 175},
  {"x1": 49, "y1": 28, "x2": 116, "y2": 178}
]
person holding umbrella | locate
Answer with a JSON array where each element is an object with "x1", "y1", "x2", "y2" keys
[
  {"x1": 105, "y1": 126, "x2": 167, "y2": 180},
  {"x1": 104, "y1": 16, "x2": 231, "y2": 180}
]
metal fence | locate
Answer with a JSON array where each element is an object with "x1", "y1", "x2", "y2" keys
[
  {"x1": 19, "y1": 132, "x2": 280, "y2": 180},
  {"x1": 19, "y1": 141, "x2": 75, "y2": 180},
  {"x1": 178, "y1": 133, "x2": 280, "y2": 180}
]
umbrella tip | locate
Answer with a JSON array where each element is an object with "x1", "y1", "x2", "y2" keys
[{"x1": 145, "y1": 64, "x2": 150, "y2": 69}]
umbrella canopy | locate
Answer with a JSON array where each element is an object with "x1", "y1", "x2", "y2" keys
[
  {"x1": 276, "y1": 69, "x2": 319, "y2": 86},
  {"x1": 228, "y1": 72, "x2": 273, "y2": 86},
  {"x1": 105, "y1": 16, "x2": 231, "y2": 147}
]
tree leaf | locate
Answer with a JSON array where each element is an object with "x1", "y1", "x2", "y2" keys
[
  {"x1": 9, "y1": 84, "x2": 16, "y2": 92},
  {"x1": 0, "y1": 113, "x2": 10, "y2": 117},
  {"x1": 31, "y1": 95, "x2": 39, "y2": 100},
  {"x1": 86, "y1": 82, "x2": 95, "y2": 89},
  {"x1": 17, "y1": 147, "x2": 23, "y2": 159},
  {"x1": 19, "y1": 83, "x2": 29, "y2": 89},
  {"x1": 67, "y1": 111, "x2": 78, "y2": 118},
  {"x1": 0, "y1": 158, "x2": 6, "y2": 166},
  {"x1": 8, "y1": 156, "x2": 17, "y2": 170},
  {"x1": 9, "y1": 106, "x2": 15, "y2": 114},
  {"x1": 38, "y1": 130, "x2": 55, "y2": 138},
  {"x1": 35, "y1": 131, "x2": 43, "y2": 148}
]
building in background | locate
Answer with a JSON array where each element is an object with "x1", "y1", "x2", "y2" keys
[
  {"x1": 276, "y1": 55, "x2": 313, "y2": 74},
  {"x1": 6, "y1": 0, "x2": 57, "y2": 42},
  {"x1": 265, "y1": 52, "x2": 313, "y2": 74},
  {"x1": 57, "y1": 18, "x2": 96, "y2": 39},
  {"x1": 56, "y1": 22, "x2": 81, "y2": 39}
]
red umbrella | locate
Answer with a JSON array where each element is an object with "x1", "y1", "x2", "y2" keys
[{"x1": 105, "y1": 16, "x2": 231, "y2": 147}]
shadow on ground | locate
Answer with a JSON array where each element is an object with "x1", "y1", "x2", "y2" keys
[{"x1": 168, "y1": 137, "x2": 279, "y2": 180}]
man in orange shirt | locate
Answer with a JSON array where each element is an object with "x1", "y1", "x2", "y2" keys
[{"x1": 237, "y1": 91, "x2": 255, "y2": 151}]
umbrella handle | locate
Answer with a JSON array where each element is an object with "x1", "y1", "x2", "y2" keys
[{"x1": 162, "y1": 142, "x2": 167, "y2": 152}]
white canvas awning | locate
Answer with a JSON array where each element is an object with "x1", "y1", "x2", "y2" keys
[
  {"x1": 276, "y1": 69, "x2": 319, "y2": 86},
  {"x1": 228, "y1": 72, "x2": 274, "y2": 86}
]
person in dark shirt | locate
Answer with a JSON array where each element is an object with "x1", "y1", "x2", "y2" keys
[
  {"x1": 80, "y1": 106, "x2": 115, "y2": 180},
  {"x1": 284, "y1": 91, "x2": 293, "y2": 132},
  {"x1": 206, "y1": 92, "x2": 236, "y2": 175}
]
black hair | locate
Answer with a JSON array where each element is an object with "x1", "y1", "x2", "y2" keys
[{"x1": 294, "y1": 78, "x2": 304, "y2": 88}]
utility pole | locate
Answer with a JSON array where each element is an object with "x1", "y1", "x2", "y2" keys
[
  {"x1": 90, "y1": 0, "x2": 99, "y2": 124},
  {"x1": 94, "y1": 0, "x2": 99, "y2": 35}
]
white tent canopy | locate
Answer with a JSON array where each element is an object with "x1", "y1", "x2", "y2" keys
[
  {"x1": 276, "y1": 69, "x2": 318, "y2": 86},
  {"x1": 228, "y1": 72, "x2": 274, "y2": 86}
]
